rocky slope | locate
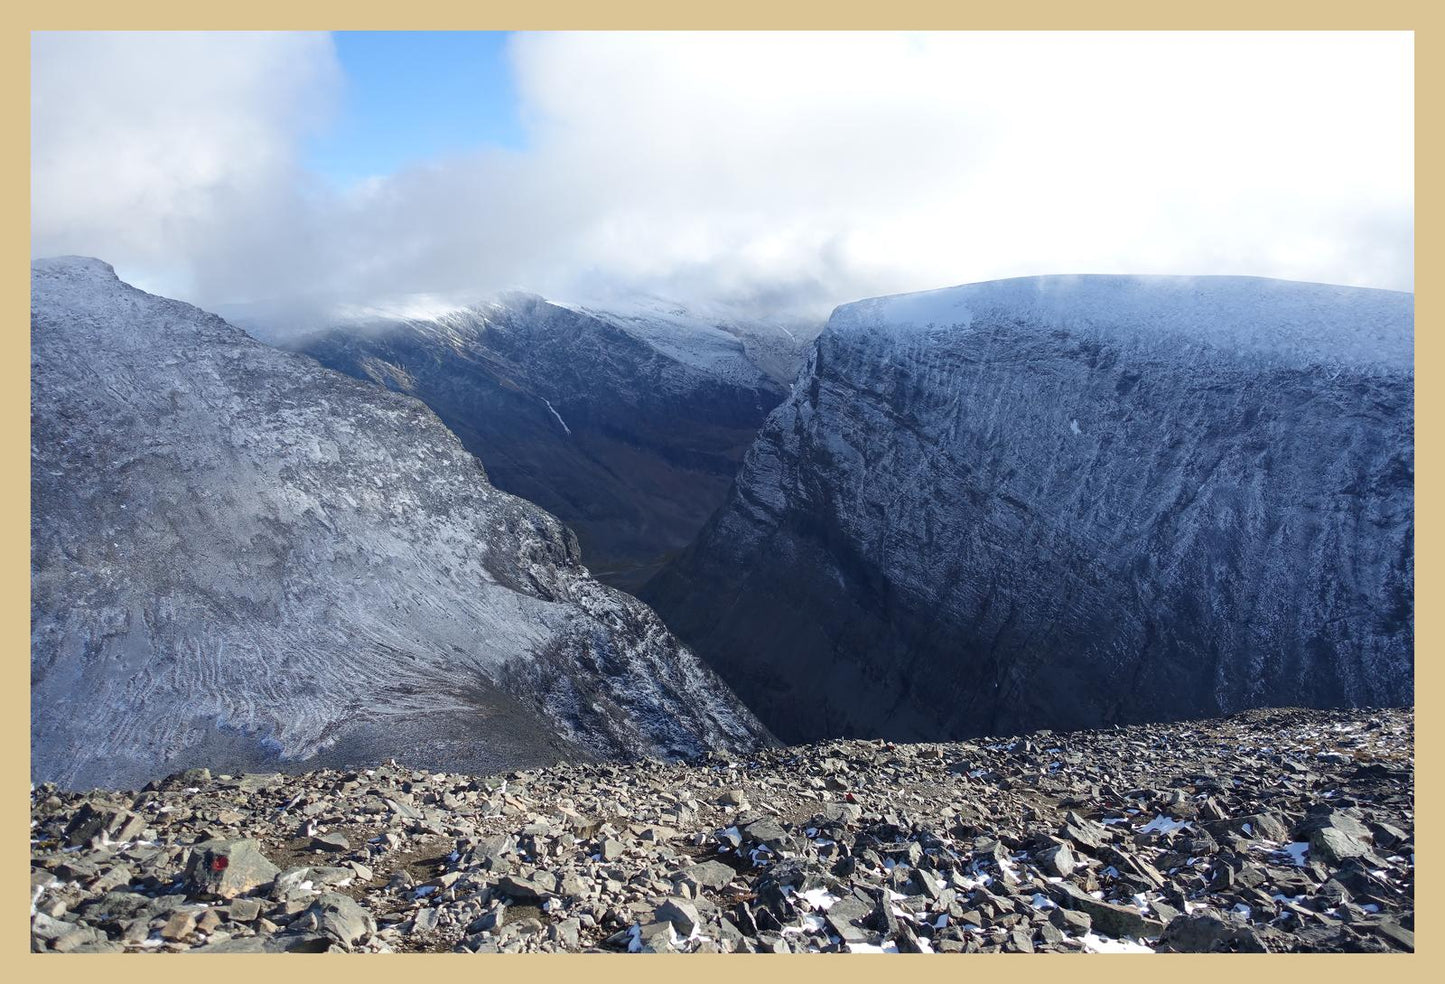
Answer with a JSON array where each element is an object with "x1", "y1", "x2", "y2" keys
[
  {"x1": 646, "y1": 275, "x2": 1414, "y2": 744},
  {"x1": 29, "y1": 707, "x2": 1413, "y2": 954},
  {"x1": 283, "y1": 294, "x2": 819, "y2": 591},
  {"x1": 30, "y1": 257, "x2": 771, "y2": 791}
]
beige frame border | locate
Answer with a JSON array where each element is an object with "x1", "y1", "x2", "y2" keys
[{"x1": 4, "y1": 4, "x2": 1431, "y2": 981}]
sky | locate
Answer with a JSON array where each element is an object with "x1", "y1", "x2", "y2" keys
[
  {"x1": 304, "y1": 32, "x2": 525, "y2": 188},
  {"x1": 31, "y1": 31, "x2": 1414, "y2": 325}
]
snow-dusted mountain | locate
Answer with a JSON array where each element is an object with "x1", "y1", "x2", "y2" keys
[
  {"x1": 645, "y1": 275, "x2": 1414, "y2": 743},
  {"x1": 284, "y1": 293, "x2": 820, "y2": 590},
  {"x1": 30, "y1": 258, "x2": 772, "y2": 790},
  {"x1": 556, "y1": 292, "x2": 819, "y2": 389}
]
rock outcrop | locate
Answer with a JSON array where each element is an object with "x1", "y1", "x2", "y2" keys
[
  {"x1": 646, "y1": 275, "x2": 1413, "y2": 743},
  {"x1": 30, "y1": 257, "x2": 771, "y2": 790}
]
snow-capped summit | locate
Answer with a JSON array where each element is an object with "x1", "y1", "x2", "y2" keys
[
  {"x1": 32, "y1": 254, "x2": 119, "y2": 281},
  {"x1": 830, "y1": 274, "x2": 1412, "y2": 372},
  {"x1": 557, "y1": 291, "x2": 821, "y2": 389}
]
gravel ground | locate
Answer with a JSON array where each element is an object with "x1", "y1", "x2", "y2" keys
[{"x1": 30, "y1": 705, "x2": 1412, "y2": 954}]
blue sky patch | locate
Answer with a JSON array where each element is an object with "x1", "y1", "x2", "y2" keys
[{"x1": 304, "y1": 31, "x2": 526, "y2": 188}]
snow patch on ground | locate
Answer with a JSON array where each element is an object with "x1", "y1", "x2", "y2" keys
[
  {"x1": 1139, "y1": 815, "x2": 1192, "y2": 836},
  {"x1": 1079, "y1": 932, "x2": 1155, "y2": 954}
]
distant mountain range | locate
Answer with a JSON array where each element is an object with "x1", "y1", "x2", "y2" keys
[{"x1": 272, "y1": 293, "x2": 819, "y2": 591}]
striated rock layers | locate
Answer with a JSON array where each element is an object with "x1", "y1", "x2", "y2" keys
[
  {"x1": 31, "y1": 257, "x2": 771, "y2": 790},
  {"x1": 646, "y1": 276, "x2": 1413, "y2": 743}
]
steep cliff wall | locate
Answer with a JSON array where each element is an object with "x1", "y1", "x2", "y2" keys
[{"x1": 646, "y1": 275, "x2": 1413, "y2": 742}]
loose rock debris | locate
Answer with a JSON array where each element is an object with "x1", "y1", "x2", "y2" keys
[{"x1": 30, "y1": 706, "x2": 1412, "y2": 954}]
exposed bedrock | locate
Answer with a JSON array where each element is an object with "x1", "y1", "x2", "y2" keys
[
  {"x1": 645, "y1": 275, "x2": 1414, "y2": 743},
  {"x1": 31, "y1": 258, "x2": 771, "y2": 789}
]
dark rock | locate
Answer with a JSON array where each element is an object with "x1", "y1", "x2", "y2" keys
[
  {"x1": 184, "y1": 839, "x2": 280, "y2": 899},
  {"x1": 1158, "y1": 911, "x2": 1267, "y2": 953},
  {"x1": 304, "y1": 892, "x2": 375, "y2": 946},
  {"x1": 742, "y1": 817, "x2": 790, "y2": 849},
  {"x1": 1037, "y1": 842, "x2": 1077, "y2": 877},
  {"x1": 310, "y1": 832, "x2": 350, "y2": 853},
  {"x1": 226, "y1": 898, "x2": 262, "y2": 923},
  {"x1": 657, "y1": 898, "x2": 701, "y2": 936},
  {"x1": 1311, "y1": 827, "x2": 1372, "y2": 864},
  {"x1": 1048, "y1": 881, "x2": 1165, "y2": 939},
  {"x1": 682, "y1": 860, "x2": 736, "y2": 890},
  {"x1": 1364, "y1": 919, "x2": 1414, "y2": 951},
  {"x1": 497, "y1": 873, "x2": 556, "y2": 902}
]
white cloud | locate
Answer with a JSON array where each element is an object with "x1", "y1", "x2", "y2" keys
[
  {"x1": 31, "y1": 31, "x2": 342, "y2": 301},
  {"x1": 31, "y1": 31, "x2": 1413, "y2": 323}
]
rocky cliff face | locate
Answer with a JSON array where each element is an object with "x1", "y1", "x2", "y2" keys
[
  {"x1": 645, "y1": 275, "x2": 1414, "y2": 744},
  {"x1": 287, "y1": 295, "x2": 819, "y2": 591},
  {"x1": 30, "y1": 257, "x2": 772, "y2": 790}
]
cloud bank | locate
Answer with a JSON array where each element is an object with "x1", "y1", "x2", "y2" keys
[{"x1": 32, "y1": 31, "x2": 1414, "y2": 324}]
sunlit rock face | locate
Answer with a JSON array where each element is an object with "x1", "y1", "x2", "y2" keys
[
  {"x1": 645, "y1": 275, "x2": 1414, "y2": 744},
  {"x1": 30, "y1": 258, "x2": 771, "y2": 790}
]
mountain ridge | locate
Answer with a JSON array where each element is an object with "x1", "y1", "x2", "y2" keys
[
  {"x1": 287, "y1": 293, "x2": 819, "y2": 590},
  {"x1": 30, "y1": 256, "x2": 773, "y2": 790}
]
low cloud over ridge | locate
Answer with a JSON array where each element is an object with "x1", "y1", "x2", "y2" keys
[{"x1": 32, "y1": 31, "x2": 1414, "y2": 324}]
